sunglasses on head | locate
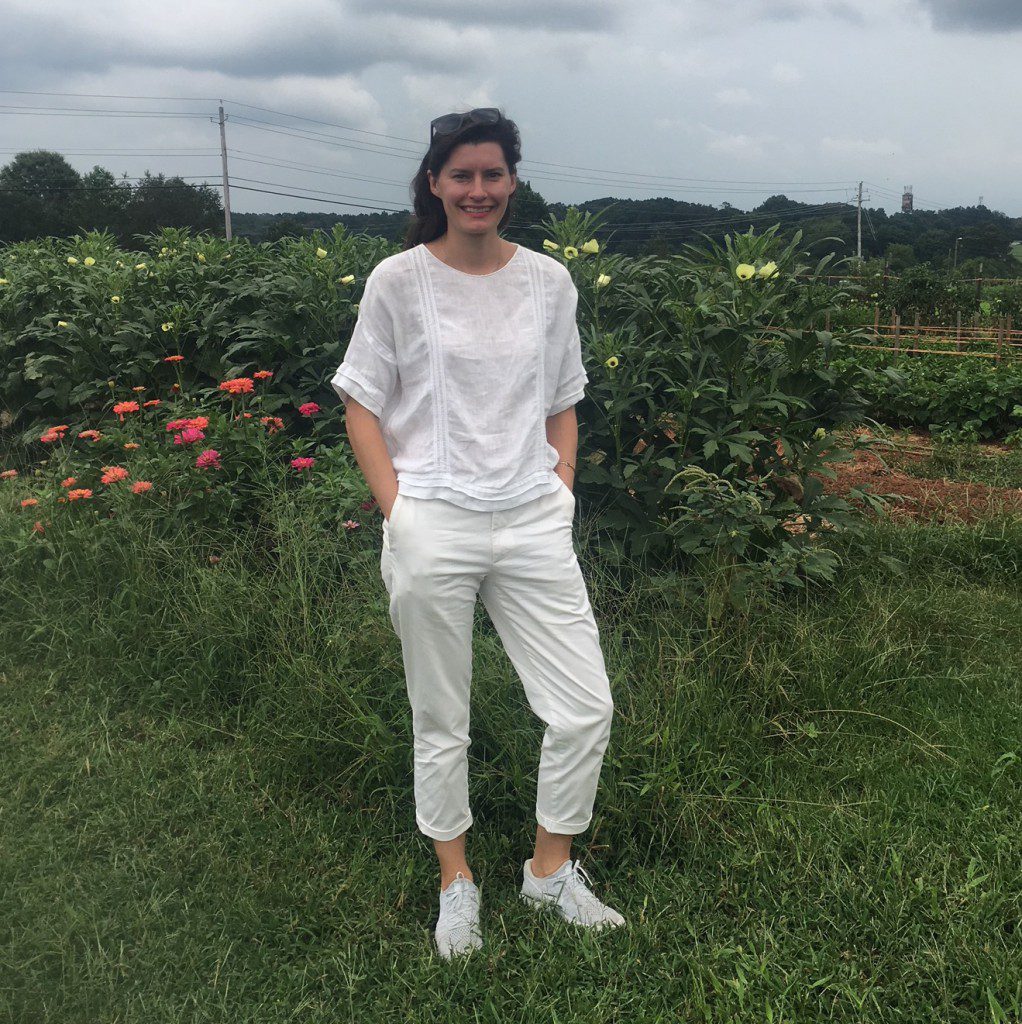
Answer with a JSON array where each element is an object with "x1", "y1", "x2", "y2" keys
[{"x1": 429, "y1": 107, "x2": 500, "y2": 145}]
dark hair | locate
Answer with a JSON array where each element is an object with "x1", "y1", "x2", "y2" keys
[{"x1": 403, "y1": 110, "x2": 522, "y2": 250}]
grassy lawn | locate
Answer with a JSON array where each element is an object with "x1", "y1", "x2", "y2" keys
[{"x1": 3, "y1": 499, "x2": 1022, "y2": 1021}]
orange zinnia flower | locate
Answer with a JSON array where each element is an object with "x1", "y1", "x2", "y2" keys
[
  {"x1": 61, "y1": 477, "x2": 77, "y2": 488},
  {"x1": 32, "y1": 520, "x2": 45, "y2": 534},
  {"x1": 132, "y1": 386, "x2": 146, "y2": 393},
  {"x1": 100, "y1": 466, "x2": 130, "y2": 484},
  {"x1": 218, "y1": 376, "x2": 254, "y2": 395},
  {"x1": 123, "y1": 443, "x2": 140, "y2": 450},
  {"x1": 131, "y1": 480, "x2": 153, "y2": 494},
  {"x1": 163, "y1": 355, "x2": 185, "y2": 363},
  {"x1": 253, "y1": 369, "x2": 274, "y2": 380},
  {"x1": 1, "y1": 469, "x2": 18, "y2": 479},
  {"x1": 113, "y1": 400, "x2": 140, "y2": 420},
  {"x1": 20, "y1": 497, "x2": 39, "y2": 508},
  {"x1": 78, "y1": 429, "x2": 102, "y2": 441},
  {"x1": 143, "y1": 399, "x2": 161, "y2": 408},
  {"x1": 67, "y1": 488, "x2": 93, "y2": 501}
]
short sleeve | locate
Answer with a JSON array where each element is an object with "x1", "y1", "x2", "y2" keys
[
  {"x1": 546, "y1": 275, "x2": 589, "y2": 417},
  {"x1": 330, "y1": 266, "x2": 397, "y2": 418}
]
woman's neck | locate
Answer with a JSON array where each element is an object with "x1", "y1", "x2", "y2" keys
[{"x1": 426, "y1": 232, "x2": 514, "y2": 275}]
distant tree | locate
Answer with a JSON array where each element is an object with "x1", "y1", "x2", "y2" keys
[
  {"x1": 122, "y1": 172, "x2": 222, "y2": 240},
  {"x1": 0, "y1": 150, "x2": 81, "y2": 240},
  {"x1": 76, "y1": 166, "x2": 132, "y2": 234},
  {"x1": 886, "y1": 243, "x2": 916, "y2": 271},
  {"x1": 264, "y1": 217, "x2": 308, "y2": 242}
]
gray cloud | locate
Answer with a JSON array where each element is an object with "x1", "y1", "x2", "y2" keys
[
  {"x1": 760, "y1": 1, "x2": 865, "y2": 24},
  {"x1": 348, "y1": 0, "x2": 619, "y2": 32},
  {"x1": 917, "y1": 0, "x2": 1022, "y2": 31},
  {"x1": 0, "y1": 7, "x2": 493, "y2": 82}
]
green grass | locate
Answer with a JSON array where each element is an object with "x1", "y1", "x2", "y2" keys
[
  {"x1": 3, "y1": 497, "x2": 1022, "y2": 1022},
  {"x1": 903, "y1": 441, "x2": 1022, "y2": 490}
]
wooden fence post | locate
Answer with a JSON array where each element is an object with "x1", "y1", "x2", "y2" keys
[
  {"x1": 956, "y1": 310, "x2": 962, "y2": 352},
  {"x1": 873, "y1": 304, "x2": 880, "y2": 339},
  {"x1": 997, "y1": 317, "x2": 1004, "y2": 365},
  {"x1": 894, "y1": 313, "x2": 901, "y2": 355},
  {"x1": 913, "y1": 312, "x2": 921, "y2": 355}
]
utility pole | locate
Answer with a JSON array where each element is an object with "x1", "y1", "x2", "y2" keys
[
  {"x1": 856, "y1": 181, "x2": 863, "y2": 261},
  {"x1": 218, "y1": 101, "x2": 233, "y2": 241}
]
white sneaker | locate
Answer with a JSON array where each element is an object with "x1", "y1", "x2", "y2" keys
[
  {"x1": 520, "y1": 858, "x2": 626, "y2": 930},
  {"x1": 435, "y1": 872, "x2": 483, "y2": 959}
]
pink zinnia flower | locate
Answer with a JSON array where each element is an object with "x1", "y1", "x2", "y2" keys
[
  {"x1": 0, "y1": 469, "x2": 17, "y2": 480},
  {"x1": 174, "y1": 427, "x2": 206, "y2": 445},
  {"x1": 196, "y1": 449, "x2": 222, "y2": 470},
  {"x1": 343, "y1": 519, "x2": 359, "y2": 530},
  {"x1": 290, "y1": 456, "x2": 315, "y2": 471},
  {"x1": 298, "y1": 402, "x2": 321, "y2": 417}
]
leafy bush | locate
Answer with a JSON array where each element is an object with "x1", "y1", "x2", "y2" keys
[
  {"x1": 0, "y1": 224, "x2": 396, "y2": 435},
  {"x1": 3, "y1": 216, "x2": 895, "y2": 609},
  {"x1": 835, "y1": 351, "x2": 1022, "y2": 440},
  {"x1": 541, "y1": 210, "x2": 889, "y2": 596}
]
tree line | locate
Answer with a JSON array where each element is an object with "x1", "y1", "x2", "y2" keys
[{"x1": 3, "y1": 149, "x2": 1020, "y2": 276}]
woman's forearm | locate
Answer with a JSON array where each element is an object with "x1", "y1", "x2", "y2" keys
[
  {"x1": 545, "y1": 407, "x2": 579, "y2": 491},
  {"x1": 345, "y1": 399, "x2": 400, "y2": 519}
]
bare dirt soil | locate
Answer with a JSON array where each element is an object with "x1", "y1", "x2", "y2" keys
[{"x1": 819, "y1": 428, "x2": 1022, "y2": 524}]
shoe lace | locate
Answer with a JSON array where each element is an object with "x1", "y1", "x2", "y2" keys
[
  {"x1": 560, "y1": 860, "x2": 606, "y2": 914},
  {"x1": 441, "y1": 878, "x2": 479, "y2": 932}
]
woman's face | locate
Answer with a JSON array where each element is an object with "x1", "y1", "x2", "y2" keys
[{"x1": 428, "y1": 141, "x2": 516, "y2": 236}]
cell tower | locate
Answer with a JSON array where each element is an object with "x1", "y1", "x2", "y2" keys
[{"x1": 901, "y1": 186, "x2": 913, "y2": 213}]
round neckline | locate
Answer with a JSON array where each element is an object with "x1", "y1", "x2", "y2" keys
[{"x1": 421, "y1": 241, "x2": 521, "y2": 278}]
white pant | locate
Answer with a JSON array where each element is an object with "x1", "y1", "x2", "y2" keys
[{"x1": 380, "y1": 478, "x2": 615, "y2": 841}]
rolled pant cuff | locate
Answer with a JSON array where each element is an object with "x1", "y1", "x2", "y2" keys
[
  {"x1": 416, "y1": 811, "x2": 473, "y2": 842},
  {"x1": 536, "y1": 809, "x2": 592, "y2": 835}
]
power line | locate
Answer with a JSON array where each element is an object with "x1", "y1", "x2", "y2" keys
[
  {"x1": 0, "y1": 88, "x2": 221, "y2": 102},
  {"x1": 227, "y1": 183, "x2": 406, "y2": 213}
]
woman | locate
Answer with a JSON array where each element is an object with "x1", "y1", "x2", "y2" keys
[{"x1": 331, "y1": 107, "x2": 624, "y2": 959}]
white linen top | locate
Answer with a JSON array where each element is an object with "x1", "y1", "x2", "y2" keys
[{"x1": 330, "y1": 242, "x2": 589, "y2": 511}]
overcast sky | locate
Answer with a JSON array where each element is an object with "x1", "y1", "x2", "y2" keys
[{"x1": 2, "y1": 0, "x2": 1020, "y2": 233}]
